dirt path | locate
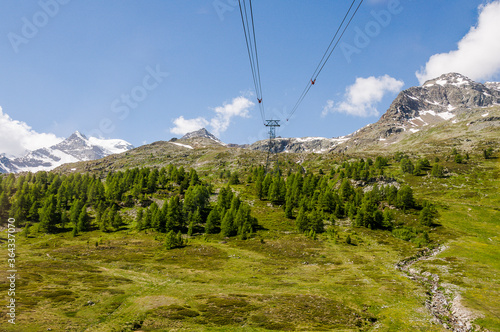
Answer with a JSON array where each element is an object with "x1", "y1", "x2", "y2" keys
[{"x1": 396, "y1": 246, "x2": 481, "y2": 332}]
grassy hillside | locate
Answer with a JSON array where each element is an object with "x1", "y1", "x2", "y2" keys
[{"x1": 1, "y1": 147, "x2": 499, "y2": 331}]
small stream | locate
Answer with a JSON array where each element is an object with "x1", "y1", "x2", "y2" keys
[{"x1": 396, "y1": 246, "x2": 476, "y2": 332}]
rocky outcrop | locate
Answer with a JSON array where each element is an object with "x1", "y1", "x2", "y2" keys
[{"x1": 249, "y1": 136, "x2": 349, "y2": 153}]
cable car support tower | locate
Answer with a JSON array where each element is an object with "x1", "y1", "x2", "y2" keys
[{"x1": 265, "y1": 119, "x2": 280, "y2": 172}]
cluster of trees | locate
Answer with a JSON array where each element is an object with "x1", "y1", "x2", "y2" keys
[
  {"x1": 399, "y1": 156, "x2": 431, "y2": 175},
  {"x1": 335, "y1": 156, "x2": 389, "y2": 181},
  {"x1": 135, "y1": 184, "x2": 257, "y2": 239},
  {"x1": 0, "y1": 172, "x2": 102, "y2": 234},
  {"x1": 450, "y1": 148, "x2": 469, "y2": 164},
  {"x1": 396, "y1": 153, "x2": 449, "y2": 178},
  {"x1": 0, "y1": 166, "x2": 258, "y2": 240},
  {"x1": 248, "y1": 161, "x2": 417, "y2": 234}
]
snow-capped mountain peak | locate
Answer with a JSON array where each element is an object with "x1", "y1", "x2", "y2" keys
[
  {"x1": 423, "y1": 72, "x2": 473, "y2": 88},
  {"x1": 0, "y1": 131, "x2": 134, "y2": 173}
]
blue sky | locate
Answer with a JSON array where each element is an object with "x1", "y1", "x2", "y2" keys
[{"x1": 1, "y1": 0, "x2": 500, "y2": 156}]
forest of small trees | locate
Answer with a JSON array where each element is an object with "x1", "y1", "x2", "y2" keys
[
  {"x1": 247, "y1": 154, "x2": 437, "y2": 245},
  {"x1": 0, "y1": 150, "x2": 449, "y2": 247},
  {"x1": 0, "y1": 165, "x2": 258, "y2": 242}
]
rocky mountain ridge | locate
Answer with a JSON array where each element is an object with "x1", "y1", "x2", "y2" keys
[
  {"x1": 249, "y1": 73, "x2": 500, "y2": 154},
  {"x1": 336, "y1": 73, "x2": 500, "y2": 152}
]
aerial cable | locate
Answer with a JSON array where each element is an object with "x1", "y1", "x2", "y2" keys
[
  {"x1": 239, "y1": 0, "x2": 262, "y2": 120},
  {"x1": 286, "y1": 0, "x2": 364, "y2": 121},
  {"x1": 238, "y1": 0, "x2": 266, "y2": 124},
  {"x1": 249, "y1": 0, "x2": 263, "y2": 102},
  {"x1": 310, "y1": 0, "x2": 358, "y2": 81},
  {"x1": 315, "y1": 0, "x2": 364, "y2": 79}
]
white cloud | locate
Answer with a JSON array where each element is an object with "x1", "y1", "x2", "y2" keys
[
  {"x1": 169, "y1": 116, "x2": 209, "y2": 136},
  {"x1": 0, "y1": 107, "x2": 63, "y2": 157},
  {"x1": 416, "y1": 1, "x2": 500, "y2": 84},
  {"x1": 209, "y1": 96, "x2": 252, "y2": 136},
  {"x1": 322, "y1": 75, "x2": 404, "y2": 117},
  {"x1": 169, "y1": 96, "x2": 254, "y2": 137}
]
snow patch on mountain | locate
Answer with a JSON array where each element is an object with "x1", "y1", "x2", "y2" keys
[
  {"x1": 88, "y1": 136, "x2": 134, "y2": 154},
  {"x1": 437, "y1": 111, "x2": 455, "y2": 120},
  {"x1": 170, "y1": 142, "x2": 194, "y2": 150}
]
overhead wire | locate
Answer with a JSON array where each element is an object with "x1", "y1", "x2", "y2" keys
[
  {"x1": 286, "y1": 0, "x2": 364, "y2": 121},
  {"x1": 238, "y1": 0, "x2": 266, "y2": 124}
]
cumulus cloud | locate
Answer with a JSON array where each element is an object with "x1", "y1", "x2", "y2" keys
[
  {"x1": 322, "y1": 75, "x2": 404, "y2": 117},
  {"x1": 170, "y1": 96, "x2": 254, "y2": 137},
  {"x1": 0, "y1": 107, "x2": 63, "y2": 157},
  {"x1": 209, "y1": 96, "x2": 252, "y2": 136},
  {"x1": 416, "y1": 1, "x2": 500, "y2": 84},
  {"x1": 169, "y1": 116, "x2": 209, "y2": 136}
]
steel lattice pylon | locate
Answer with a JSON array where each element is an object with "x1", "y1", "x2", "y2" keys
[{"x1": 265, "y1": 120, "x2": 280, "y2": 172}]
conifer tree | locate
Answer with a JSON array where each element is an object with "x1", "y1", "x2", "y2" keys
[
  {"x1": 296, "y1": 206, "x2": 309, "y2": 233},
  {"x1": 284, "y1": 196, "x2": 294, "y2": 219},
  {"x1": 205, "y1": 208, "x2": 220, "y2": 234},
  {"x1": 69, "y1": 199, "x2": 84, "y2": 226},
  {"x1": 419, "y1": 206, "x2": 433, "y2": 226},
  {"x1": 400, "y1": 157, "x2": 414, "y2": 174},
  {"x1": 38, "y1": 195, "x2": 57, "y2": 233},
  {"x1": 135, "y1": 208, "x2": 144, "y2": 230},
  {"x1": 308, "y1": 209, "x2": 324, "y2": 233},
  {"x1": 431, "y1": 164, "x2": 444, "y2": 178},
  {"x1": 167, "y1": 195, "x2": 184, "y2": 231},
  {"x1": 164, "y1": 230, "x2": 177, "y2": 249},
  {"x1": 339, "y1": 179, "x2": 354, "y2": 201},
  {"x1": 262, "y1": 173, "x2": 272, "y2": 199},
  {"x1": 112, "y1": 212, "x2": 122, "y2": 230},
  {"x1": 221, "y1": 209, "x2": 235, "y2": 237},
  {"x1": 255, "y1": 173, "x2": 264, "y2": 200},
  {"x1": 77, "y1": 207, "x2": 89, "y2": 233},
  {"x1": 143, "y1": 208, "x2": 153, "y2": 230},
  {"x1": 397, "y1": 185, "x2": 415, "y2": 210},
  {"x1": 28, "y1": 200, "x2": 41, "y2": 223},
  {"x1": 149, "y1": 202, "x2": 160, "y2": 230}
]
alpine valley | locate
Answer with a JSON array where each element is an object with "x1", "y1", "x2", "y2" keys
[{"x1": 0, "y1": 73, "x2": 499, "y2": 332}]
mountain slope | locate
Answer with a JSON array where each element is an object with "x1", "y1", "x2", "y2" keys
[{"x1": 0, "y1": 131, "x2": 133, "y2": 173}]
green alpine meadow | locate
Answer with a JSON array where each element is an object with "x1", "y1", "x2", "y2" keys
[{"x1": 1, "y1": 125, "x2": 499, "y2": 330}]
